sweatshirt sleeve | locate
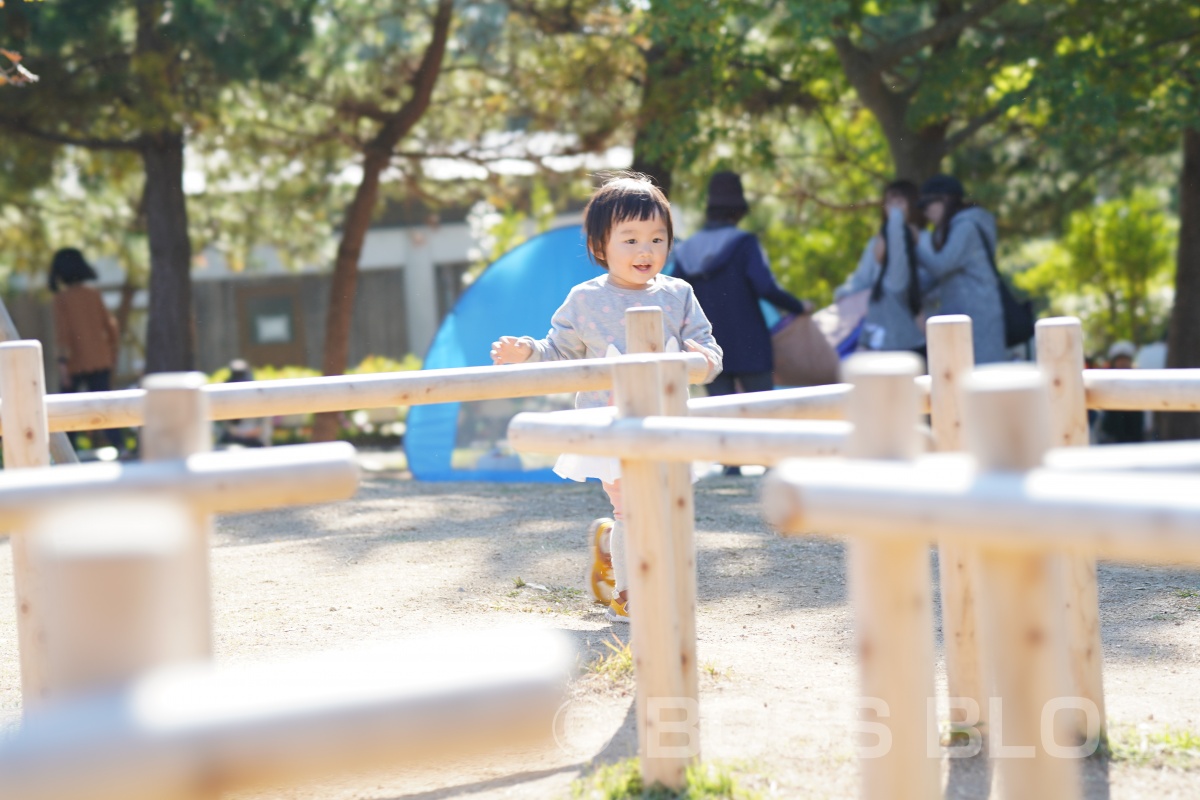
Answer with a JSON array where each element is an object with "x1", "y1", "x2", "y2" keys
[
  {"x1": 835, "y1": 240, "x2": 880, "y2": 299},
  {"x1": 882, "y1": 208, "x2": 913, "y2": 293},
  {"x1": 680, "y1": 285, "x2": 723, "y2": 382},
  {"x1": 519, "y1": 292, "x2": 589, "y2": 363},
  {"x1": 917, "y1": 218, "x2": 980, "y2": 280},
  {"x1": 743, "y1": 237, "x2": 808, "y2": 315}
]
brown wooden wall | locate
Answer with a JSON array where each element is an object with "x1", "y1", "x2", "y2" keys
[{"x1": 3, "y1": 267, "x2": 410, "y2": 391}]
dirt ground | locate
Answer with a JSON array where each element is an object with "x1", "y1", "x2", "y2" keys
[{"x1": 1, "y1": 461, "x2": 1199, "y2": 799}]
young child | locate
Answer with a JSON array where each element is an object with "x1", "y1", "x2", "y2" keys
[{"x1": 491, "y1": 174, "x2": 723, "y2": 623}]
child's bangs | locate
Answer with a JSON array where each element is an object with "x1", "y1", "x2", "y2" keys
[{"x1": 611, "y1": 191, "x2": 669, "y2": 229}]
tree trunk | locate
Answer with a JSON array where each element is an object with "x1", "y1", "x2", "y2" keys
[
  {"x1": 1161, "y1": 127, "x2": 1200, "y2": 440},
  {"x1": 310, "y1": 150, "x2": 389, "y2": 442},
  {"x1": 888, "y1": 123, "x2": 949, "y2": 184},
  {"x1": 140, "y1": 132, "x2": 194, "y2": 374},
  {"x1": 630, "y1": 49, "x2": 676, "y2": 198}
]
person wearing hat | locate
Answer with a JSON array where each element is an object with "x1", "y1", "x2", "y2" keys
[
  {"x1": 915, "y1": 174, "x2": 1008, "y2": 363},
  {"x1": 48, "y1": 247, "x2": 124, "y2": 452},
  {"x1": 673, "y1": 171, "x2": 812, "y2": 396},
  {"x1": 1097, "y1": 341, "x2": 1147, "y2": 444}
]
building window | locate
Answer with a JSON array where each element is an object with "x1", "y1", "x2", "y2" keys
[
  {"x1": 246, "y1": 294, "x2": 296, "y2": 344},
  {"x1": 436, "y1": 261, "x2": 471, "y2": 321}
]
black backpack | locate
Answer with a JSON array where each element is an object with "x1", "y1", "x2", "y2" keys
[{"x1": 972, "y1": 222, "x2": 1035, "y2": 348}]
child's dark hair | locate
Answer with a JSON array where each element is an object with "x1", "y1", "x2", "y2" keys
[
  {"x1": 582, "y1": 173, "x2": 673, "y2": 268},
  {"x1": 48, "y1": 248, "x2": 99, "y2": 293}
]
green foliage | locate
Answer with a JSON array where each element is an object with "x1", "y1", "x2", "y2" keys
[
  {"x1": 1014, "y1": 191, "x2": 1177, "y2": 352},
  {"x1": 348, "y1": 353, "x2": 422, "y2": 374},
  {"x1": 570, "y1": 758, "x2": 761, "y2": 799},
  {"x1": 585, "y1": 633, "x2": 634, "y2": 683},
  {"x1": 208, "y1": 353, "x2": 420, "y2": 383},
  {"x1": 1107, "y1": 724, "x2": 1200, "y2": 770}
]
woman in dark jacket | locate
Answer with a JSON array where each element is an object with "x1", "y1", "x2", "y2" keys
[{"x1": 674, "y1": 171, "x2": 812, "y2": 396}]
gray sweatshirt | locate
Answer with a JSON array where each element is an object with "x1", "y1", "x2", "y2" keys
[
  {"x1": 834, "y1": 208, "x2": 925, "y2": 352},
  {"x1": 520, "y1": 274, "x2": 723, "y2": 409},
  {"x1": 917, "y1": 206, "x2": 1008, "y2": 364}
]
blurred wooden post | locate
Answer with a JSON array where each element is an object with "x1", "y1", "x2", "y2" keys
[
  {"x1": 34, "y1": 500, "x2": 205, "y2": 703},
  {"x1": 626, "y1": 306, "x2": 700, "y2": 766},
  {"x1": 660, "y1": 359, "x2": 700, "y2": 734},
  {"x1": 141, "y1": 373, "x2": 214, "y2": 660},
  {"x1": 0, "y1": 341, "x2": 53, "y2": 707},
  {"x1": 843, "y1": 353, "x2": 940, "y2": 800},
  {"x1": 625, "y1": 307, "x2": 665, "y2": 355},
  {"x1": 1036, "y1": 318, "x2": 1106, "y2": 739},
  {"x1": 0, "y1": 301, "x2": 78, "y2": 465},
  {"x1": 964, "y1": 369, "x2": 1081, "y2": 800},
  {"x1": 615, "y1": 356, "x2": 689, "y2": 790},
  {"x1": 926, "y1": 315, "x2": 988, "y2": 737}
]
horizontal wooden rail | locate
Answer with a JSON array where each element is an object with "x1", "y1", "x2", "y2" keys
[
  {"x1": 1084, "y1": 368, "x2": 1200, "y2": 411},
  {"x1": 0, "y1": 354, "x2": 709, "y2": 435},
  {"x1": 687, "y1": 384, "x2": 852, "y2": 420},
  {"x1": 0, "y1": 630, "x2": 570, "y2": 800},
  {"x1": 763, "y1": 456, "x2": 1200, "y2": 564},
  {"x1": 1045, "y1": 440, "x2": 1200, "y2": 472},
  {"x1": 0, "y1": 442, "x2": 359, "y2": 531},
  {"x1": 509, "y1": 414, "x2": 853, "y2": 464}
]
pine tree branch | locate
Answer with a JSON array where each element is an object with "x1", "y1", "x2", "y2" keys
[{"x1": 873, "y1": 0, "x2": 1009, "y2": 70}]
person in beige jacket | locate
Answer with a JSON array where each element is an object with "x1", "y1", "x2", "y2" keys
[{"x1": 49, "y1": 248, "x2": 122, "y2": 450}]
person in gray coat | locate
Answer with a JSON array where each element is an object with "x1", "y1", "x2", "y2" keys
[
  {"x1": 916, "y1": 174, "x2": 1007, "y2": 363},
  {"x1": 834, "y1": 180, "x2": 926, "y2": 354}
]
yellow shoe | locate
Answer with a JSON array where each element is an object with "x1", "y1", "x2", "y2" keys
[
  {"x1": 606, "y1": 595, "x2": 630, "y2": 624},
  {"x1": 588, "y1": 518, "x2": 615, "y2": 605}
]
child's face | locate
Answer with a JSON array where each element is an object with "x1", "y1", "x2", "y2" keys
[{"x1": 602, "y1": 214, "x2": 669, "y2": 290}]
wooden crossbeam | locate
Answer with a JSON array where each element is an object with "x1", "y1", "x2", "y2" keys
[
  {"x1": 509, "y1": 414, "x2": 852, "y2": 464},
  {"x1": 0, "y1": 627, "x2": 569, "y2": 800},
  {"x1": 0, "y1": 353, "x2": 710, "y2": 435}
]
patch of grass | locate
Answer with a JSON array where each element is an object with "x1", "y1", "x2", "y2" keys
[
  {"x1": 1172, "y1": 587, "x2": 1200, "y2": 599},
  {"x1": 570, "y1": 758, "x2": 761, "y2": 799},
  {"x1": 701, "y1": 661, "x2": 734, "y2": 683},
  {"x1": 1107, "y1": 725, "x2": 1200, "y2": 770},
  {"x1": 585, "y1": 633, "x2": 635, "y2": 682},
  {"x1": 513, "y1": 576, "x2": 527, "y2": 588}
]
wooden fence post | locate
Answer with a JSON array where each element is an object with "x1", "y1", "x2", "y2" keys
[
  {"x1": 34, "y1": 499, "x2": 205, "y2": 702},
  {"x1": 964, "y1": 368, "x2": 1081, "y2": 800},
  {"x1": 660, "y1": 358, "x2": 699, "y2": 734},
  {"x1": 141, "y1": 372, "x2": 214, "y2": 660},
  {"x1": 0, "y1": 341, "x2": 53, "y2": 707},
  {"x1": 1035, "y1": 318, "x2": 1106, "y2": 739},
  {"x1": 926, "y1": 316, "x2": 988, "y2": 737},
  {"x1": 625, "y1": 307, "x2": 665, "y2": 355},
  {"x1": 626, "y1": 305, "x2": 700, "y2": 763},
  {"x1": 0, "y1": 301, "x2": 78, "y2": 465},
  {"x1": 843, "y1": 352, "x2": 940, "y2": 800},
  {"x1": 614, "y1": 356, "x2": 689, "y2": 790}
]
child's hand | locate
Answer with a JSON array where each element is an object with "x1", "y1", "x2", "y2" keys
[
  {"x1": 684, "y1": 339, "x2": 719, "y2": 377},
  {"x1": 491, "y1": 336, "x2": 532, "y2": 365}
]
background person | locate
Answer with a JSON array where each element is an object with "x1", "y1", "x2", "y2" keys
[
  {"x1": 673, "y1": 170, "x2": 813, "y2": 397},
  {"x1": 1097, "y1": 340, "x2": 1148, "y2": 444},
  {"x1": 48, "y1": 247, "x2": 124, "y2": 453},
  {"x1": 834, "y1": 179, "x2": 926, "y2": 355},
  {"x1": 915, "y1": 174, "x2": 1008, "y2": 363}
]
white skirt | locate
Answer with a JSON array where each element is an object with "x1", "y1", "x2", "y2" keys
[
  {"x1": 553, "y1": 453, "x2": 711, "y2": 484},
  {"x1": 554, "y1": 453, "x2": 621, "y2": 484}
]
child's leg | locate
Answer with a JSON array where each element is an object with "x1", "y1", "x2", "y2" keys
[{"x1": 601, "y1": 480, "x2": 627, "y2": 597}]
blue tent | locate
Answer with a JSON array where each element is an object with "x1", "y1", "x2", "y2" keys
[{"x1": 405, "y1": 225, "x2": 603, "y2": 481}]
